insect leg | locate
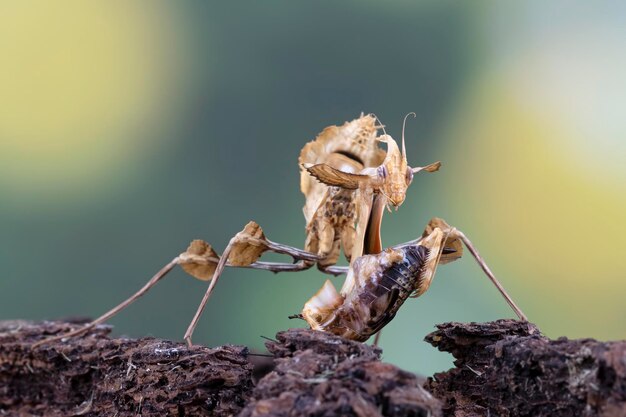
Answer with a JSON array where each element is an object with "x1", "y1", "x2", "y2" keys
[
  {"x1": 372, "y1": 330, "x2": 383, "y2": 347},
  {"x1": 32, "y1": 257, "x2": 180, "y2": 347},
  {"x1": 317, "y1": 265, "x2": 349, "y2": 276},
  {"x1": 238, "y1": 260, "x2": 315, "y2": 273},
  {"x1": 183, "y1": 236, "x2": 234, "y2": 347},
  {"x1": 263, "y1": 238, "x2": 322, "y2": 263},
  {"x1": 240, "y1": 259, "x2": 347, "y2": 275},
  {"x1": 416, "y1": 219, "x2": 527, "y2": 320},
  {"x1": 454, "y1": 229, "x2": 528, "y2": 321},
  {"x1": 182, "y1": 232, "x2": 335, "y2": 346}
]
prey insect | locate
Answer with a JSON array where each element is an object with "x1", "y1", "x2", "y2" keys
[{"x1": 34, "y1": 114, "x2": 527, "y2": 348}]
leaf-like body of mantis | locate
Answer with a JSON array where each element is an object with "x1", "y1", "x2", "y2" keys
[
  {"x1": 299, "y1": 114, "x2": 385, "y2": 267},
  {"x1": 229, "y1": 221, "x2": 268, "y2": 267},
  {"x1": 179, "y1": 240, "x2": 219, "y2": 281},
  {"x1": 421, "y1": 217, "x2": 463, "y2": 265},
  {"x1": 300, "y1": 114, "x2": 442, "y2": 274},
  {"x1": 178, "y1": 221, "x2": 269, "y2": 282}
]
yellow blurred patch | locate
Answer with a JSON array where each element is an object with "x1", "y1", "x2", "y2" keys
[
  {"x1": 0, "y1": 2, "x2": 188, "y2": 197},
  {"x1": 442, "y1": 73, "x2": 626, "y2": 340}
]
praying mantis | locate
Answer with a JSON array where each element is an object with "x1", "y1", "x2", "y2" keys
[{"x1": 34, "y1": 113, "x2": 527, "y2": 348}]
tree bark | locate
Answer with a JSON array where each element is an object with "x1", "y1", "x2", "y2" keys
[
  {"x1": 425, "y1": 319, "x2": 626, "y2": 417},
  {"x1": 0, "y1": 320, "x2": 252, "y2": 416},
  {"x1": 1, "y1": 319, "x2": 624, "y2": 416}
]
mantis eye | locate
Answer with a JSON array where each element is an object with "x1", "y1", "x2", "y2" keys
[
  {"x1": 406, "y1": 167, "x2": 414, "y2": 184},
  {"x1": 377, "y1": 165, "x2": 388, "y2": 179}
]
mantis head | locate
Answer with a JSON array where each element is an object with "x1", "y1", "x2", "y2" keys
[{"x1": 375, "y1": 134, "x2": 412, "y2": 208}]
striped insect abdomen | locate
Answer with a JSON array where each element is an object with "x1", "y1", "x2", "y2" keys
[{"x1": 313, "y1": 245, "x2": 430, "y2": 342}]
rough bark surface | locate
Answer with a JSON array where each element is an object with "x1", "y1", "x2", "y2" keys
[
  {"x1": 1, "y1": 319, "x2": 625, "y2": 416},
  {"x1": 425, "y1": 319, "x2": 626, "y2": 417},
  {"x1": 0, "y1": 321, "x2": 439, "y2": 416},
  {"x1": 240, "y1": 329, "x2": 441, "y2": 417},
  {"x1": 0, "y1": 320, "x2": 252, "y2": 416}
]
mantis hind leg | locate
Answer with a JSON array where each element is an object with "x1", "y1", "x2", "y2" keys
[
  {"x1": 453, "y1": 227, "x2": 528, "y2": 321},
  {"x1": 33, "y1": 221, "x2": 331, "y2": 348},
  {"x1": 416, "y1": 217, "x2": 528, "y2": 321}
]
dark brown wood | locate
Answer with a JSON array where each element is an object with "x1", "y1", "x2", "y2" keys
[
  {"x1": 3, "y1": 319, "x2": 626, "y2": 416},
  {"x1": 0, "y1": 320, "x2": 252, "y2": 416},
  {"x1": 425, "y1": 319, "x2": 626, "y2": 417},
  {"x1": 1, "y1": 321, "x2": 440, "y2": 416},
  {"x1": 240, "y1": 328, "x2": 441, "y2": 417}
]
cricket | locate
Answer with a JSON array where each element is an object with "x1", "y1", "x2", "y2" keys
[{"x1": 34, "y1": 113, "x2": 527, "y2": 348}]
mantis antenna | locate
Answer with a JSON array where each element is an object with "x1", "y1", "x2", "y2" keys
[{"x1": 402, "y1": 112, "x2": 416, "y2": 157}]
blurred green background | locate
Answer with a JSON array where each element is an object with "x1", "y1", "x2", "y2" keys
[{"x1": 1, "y1": 1, "x2": 625, "y2": 376}]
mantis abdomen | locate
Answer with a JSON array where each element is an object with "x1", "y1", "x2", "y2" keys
[{"x1": 303, "y1": 245, "x2": 433, "y2": 342}]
